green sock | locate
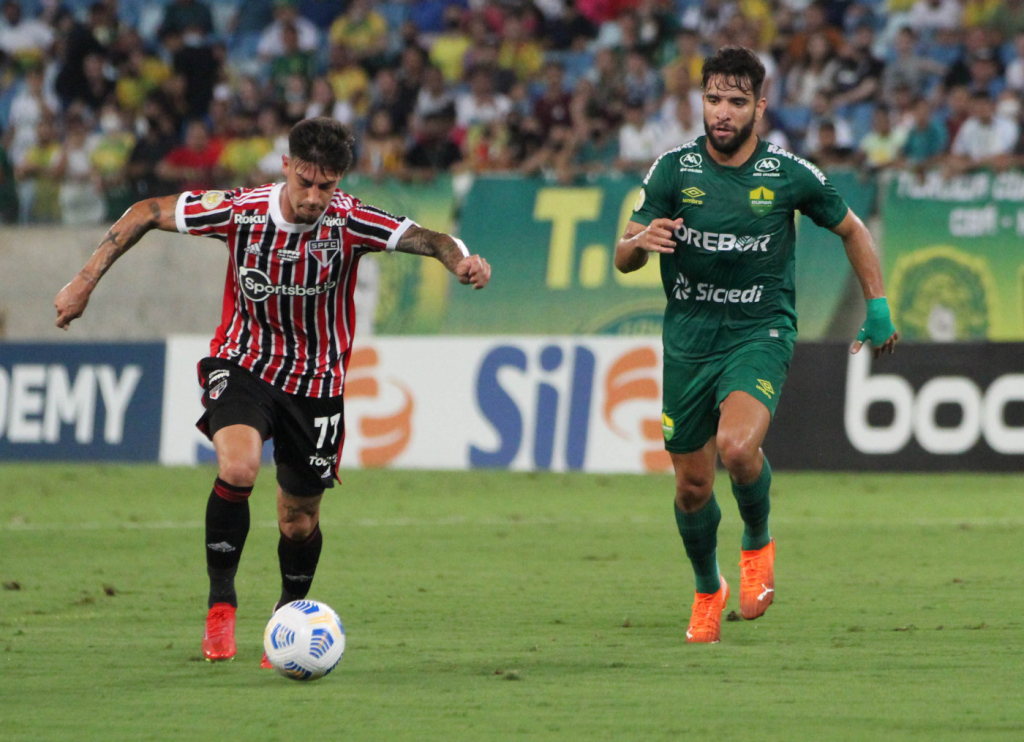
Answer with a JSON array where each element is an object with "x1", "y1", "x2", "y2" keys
[
  {"x1": 674, "y1": 494, "x2": 721, "y2": 594},
  {"x1": 731, "y1": 456, "x2": 772, "y2": 551}
]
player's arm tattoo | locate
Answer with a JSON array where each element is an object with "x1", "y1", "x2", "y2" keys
[
  {"x1": 78, "y1": 195, "x2": 180, "y2": 285},
  {"x1": 394, "y1": 224, "x2": 465, "y2": 274}
]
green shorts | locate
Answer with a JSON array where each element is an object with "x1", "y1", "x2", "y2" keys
[{"x1": 661, "y1": 339, "x2": 794, "y2": 454}]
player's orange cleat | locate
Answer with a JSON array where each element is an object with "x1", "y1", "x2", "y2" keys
[
  {"x1": 202, "y1": 603, "x2": 237, "y2": 661},
  {"x1": 740, "y1": 539, "x2": 775, "y2": 620},
  {"x1": 686, "y1": 576, "x2": 729, "y2": 644}
]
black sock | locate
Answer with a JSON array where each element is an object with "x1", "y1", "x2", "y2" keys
[
  {"x1": 205, "y1": 478, "x2": 252, "y2": 608},
  {"x1": 278, "y1": 524, "x2": 323, "y2": 606}
]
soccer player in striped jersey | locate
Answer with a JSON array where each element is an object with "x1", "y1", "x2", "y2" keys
[{"x1": 55, "y1": 117, "x2": 491, "y2": 664}]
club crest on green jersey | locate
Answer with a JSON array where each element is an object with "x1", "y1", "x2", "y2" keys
[{"x1": 749, "y1": 186, "x2": 774, "y2": 217}]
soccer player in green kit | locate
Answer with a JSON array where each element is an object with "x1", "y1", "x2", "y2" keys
[{"x1": 615, "y1": 47, "x2": 898, "y2": 643}]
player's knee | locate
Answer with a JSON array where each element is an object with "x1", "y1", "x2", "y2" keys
[
  {"x1": 218, "y1": 456, "x2": 260, "y2": 489},
  {"x1": 280, "y1": 517, "x2": 317, "y2": 542},
  {"x1": 674, "y1": 474, "x2": 713, "y2": 513},
  {"x1": 717, "y1": 433, "x2": 758, "y2": 478}
]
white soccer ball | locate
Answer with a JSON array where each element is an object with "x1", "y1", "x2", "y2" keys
[{"x1": 263, "y1": 600, "x2": 346, "y2": 681}]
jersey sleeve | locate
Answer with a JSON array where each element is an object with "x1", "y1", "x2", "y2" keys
[
  {"x1": 792, "y1": 165, "x2": 849, "y2": 230},
  {"x1": 630, "y1": 152, "x2": 677, "y2": 227},
  {"x1": 174, "y1": 189, "x2": 236, "y2": 239},
  {"x1": 346, "y1": 203, "x2": 417, "y2": 253}
]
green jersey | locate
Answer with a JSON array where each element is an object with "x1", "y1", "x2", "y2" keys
[{"x1": 631, "y1": 136, "x2": 849, "y2": 361}]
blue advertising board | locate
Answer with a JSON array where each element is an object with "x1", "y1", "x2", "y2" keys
[{"x1": 0, "y1": 343, "x2": 165, "y2": 461}]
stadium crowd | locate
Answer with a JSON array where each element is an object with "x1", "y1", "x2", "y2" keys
[{"x1": 1, "y1": 0, "x2": 1023, "y2": 224}]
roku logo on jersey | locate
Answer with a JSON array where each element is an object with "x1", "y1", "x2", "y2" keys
[
  {"x1": 321, "y1": 216, "x2": 346, "y2": 227},
  {"x1": 234, "y1": 213, "x2": 267, "y2": 225},
  {"x1": 674, "y1": 226, "x2": 771, "y2": 253},
  {"x1": 239, "y1": 267, "x2": 337, "y2": 302}
]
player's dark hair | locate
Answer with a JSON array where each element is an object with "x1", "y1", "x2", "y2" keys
[
  {"x1": 701, "y1": 46, "x2": 766, "y2": 100},
  {"x1": 288, "y1": 117, "x2": 355, "y2": 177}
]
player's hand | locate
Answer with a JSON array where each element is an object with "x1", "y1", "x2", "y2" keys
[
  {"x1": 850, "y1": 297, "x2": 898, "y2": 359},
  {"x1": 456, "y1": 254, "x2": 491, "y2": 289},
  {"x1": 54, "y1": 274, "x2": 94, "y2": 330},
  {"x1": 635, "y1": 218, "x2": 683, "y2": 254}
]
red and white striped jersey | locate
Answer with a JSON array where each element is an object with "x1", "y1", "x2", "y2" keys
[{"x1": 175, "y1": 183, "x2": 414, "y2": 398}]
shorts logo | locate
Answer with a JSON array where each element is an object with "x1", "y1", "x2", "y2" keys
[
  {"x1": 661, "y1": 413, "x2": 675, "y2": 441},
  {"x1": 633, "y1": 188, "x2": 646, "y2": 212},
  {"x1": 210, "y1": 379, "x2": 228, "y2": 400},
  {"x1": 681, "y1": 187, "x2": 705, "y2": 205},
  {"x1": 309, "y1": 239, "x2": 341, "y2": 267},
  {"x1": 208, "y1": 369, "x2": 230, "y2": 400},
  {"x1": 750, "y1": 187, "x2": 774, "y2": 217},
  {"x1": 201, "y1": 191, "x2": 226, "y2": 210},
  {"x1": 754, "y1": 158, "x2": 780, "y2": 173},
  {"x1": 680, "y1": 153, "x2": 703, "y2": 169},
  {"x1": 756, "y1": 379, "x2": 775, "y2": 398}
]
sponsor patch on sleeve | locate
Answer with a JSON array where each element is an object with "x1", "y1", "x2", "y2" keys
[{"x1": 201, "y1": 191, "x2": 226, "y2": 210}]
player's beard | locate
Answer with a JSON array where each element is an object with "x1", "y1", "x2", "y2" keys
[{"x1": 704, "y1": 113, "x2": 756, "y2": 156}]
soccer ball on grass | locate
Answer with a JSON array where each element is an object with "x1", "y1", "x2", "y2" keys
[{"x1": 263, "y1": 600, "x2": 346, "y2": 681}]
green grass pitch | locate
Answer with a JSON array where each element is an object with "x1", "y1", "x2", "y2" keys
[{"x1": 1, "y1": 465, "x2": 1023, "y2": 741}]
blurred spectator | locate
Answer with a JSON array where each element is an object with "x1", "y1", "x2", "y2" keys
[
  {"x1": 498, "y1": 13, "x2": 544, "y2": 82},
  {"x1": 114, "y1": 35, "x2": 173, "y2": 114},
  {"x1": 369, "y1": 67, "x2": 414, "y2": 135},
  {"x1": 456, "y1": 66, "x2": 512, "y2": 132},
  {"x1": 306, "y1": 77, "x2": 354, "y2": 126},
  {"x1": 966, "y1": 48, "x2": 1005, "y2": 98},
  {"x1": 533, "y1": 62, "x2": 573, "y2": 139},
  {"x1": 72, "y1": 53, "x2": 116, "y2": 113},
  {"x1": 429, "y1": 6, "x2": 472, "y2": 83},
  {"x1": 681, "y1": 0, "x2": 737, "y2": 42},
  {"x1": 157, "y1": 119, "x2": 223, "y2": 191},
  {"x1": 1007, "y1": 33, "x2": 1024, "y2": 93},
  {"x1": 755, "y1": 114, "x2": 792, "y2": 152},
  {"x1": 269, "y1": 22, "x2": 317, "y2": 91},
  {"x1": 409, "y1": 0, "x2": 467, "y2": 35},
  {"x1": 543, "y1": 0, "x2": 598, "y2": 51},
  {"x1": 803, "y1": 92, "x2": 855, "y2": 157},
  {"x1": 279, "y1": 74, "x2": 310, "y2": 124},
  {"x1": 159, "y1": 0, "x2": 214, "y2": 39},
  {"x1": 162, "y1": 28, "x2": 222, "y2": 118},
  {"x1": 943, "y1": 28, "x2": 994, "y2": 90},
  {"x1": 661, "y1": 29, "x2": 704, "y2": 92},
  {"x1": 14, "y1": 115, "x2": 61, "y2": 223},
  {"x1": 464, "y1": 118, "x2": 514, "y2": 173},
  {"x1": 558, "y1": 118, "x2": 618, "y2": 182},
  {"x1": 6, "y1": 65, "x2": 58, "y2": 165},
  {"x1": 586, "y1": 47, "x2": 625, "y2": 125},
  {"x1": 54, "y1": 114, "x2": 104, "y2": 226},
  {"x1": 658, "y1": 96, "x2": 702, "y2": 150},
  {"x1": 785, "y1": 32, "x2": 839, "y2": 107},
  {"x1": 414, "y1": 65, "x2": 456, "y2": 123},
  {"x1": 0, "y1": 0, "x2": 54, "y2": 69},
  {"x1": 397, "y1": 46, "x2": 427, "y2": 103},
  {"x1": 357, "y1": 109, "x2": 406, "y2": 179},
  {"x1": 90, "y1": 103, "x2": 136, "y2": 217},
  {"x1": 947, "y1": 90, "x2": 1020, "y2": 173},
  {"x1": 326, "y1": 45, "x2": 370, "y2": 118},
  {"x1": 881, "y1": 27, "x2": 945, "y2": 98},
  {"x1": 907, "y1": 0, "x2": 963, "y2": 31},
  {"x1": 623, "y1": 49, "x2": 662, "y2": 107},
  {"x1": 328, "y1": 0, "x2": 388, "y2": 68},
  {"x1": 55, "y1": 3, "x2": 116, "y2": 107},
  {"x1": 898, "y1": 96, "x2": 949, "y2": 170},
  {"x1": 126, "y1": 97, "x2": 178, "y2": 199},
  {"x1": 218, "y1": 110, "x2": 274, "y2": 185},
  {"x1": 616, "y1": 99, "x2": 660, "y2": 172},
  {"x1": 0, "y1": 141, "x2": 18, "y2": 224},
  {"x1": 984, "y1": 0, "x2": 1024, "y2": 36},
  {"x1": 943, "y1": 85, "x2": 972, "y2": 145},
  {"x1": 785, "y1": 2, "x2": 844, "y2": 68},
  {"x1": 405, "y1": 112, "x2": 463, "y2": 181},
  {"x1": 808, "y1": 120, "x2": 855, "y2": 168},
  {"x1": 830, "y1": 25, "x2": 883, "y2": 108},
  {"x1": 258, "y1": 0, "x2": 318, "y2": 60},
  {"x1": 858, "y1": 105, "x2": 908, "y2": 170}
]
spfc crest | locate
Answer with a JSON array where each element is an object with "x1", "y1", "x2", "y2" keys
[{"x1": 309, "y1": 239, "x2": 341, "y2": 267}]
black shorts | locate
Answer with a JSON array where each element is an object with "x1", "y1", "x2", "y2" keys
[{"x1": 196, "y1": 358, "x2": 345, "y2": 497}]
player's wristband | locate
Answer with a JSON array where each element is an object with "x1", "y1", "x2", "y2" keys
[
  {"x1": 452, "y1": 237, "x2": 470, "y2": 258},
  {"x1": 856, "y1": 297, "x2": 896, "y2": 346}
]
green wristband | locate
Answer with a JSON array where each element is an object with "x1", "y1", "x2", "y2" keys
[{"x1": 856, "y1": 297, "x2": 896, "y2": 345}]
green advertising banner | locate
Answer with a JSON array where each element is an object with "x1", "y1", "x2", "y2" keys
[
  {"x1": 453, "y1": 173, "x2": 873, "y2": 337},
  {"x1": 883, "y1": 171, "x2": 1024, "y2": 341},
  {"x1": 343, "y1": 174, "x2": 456, "y2": 334}
]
